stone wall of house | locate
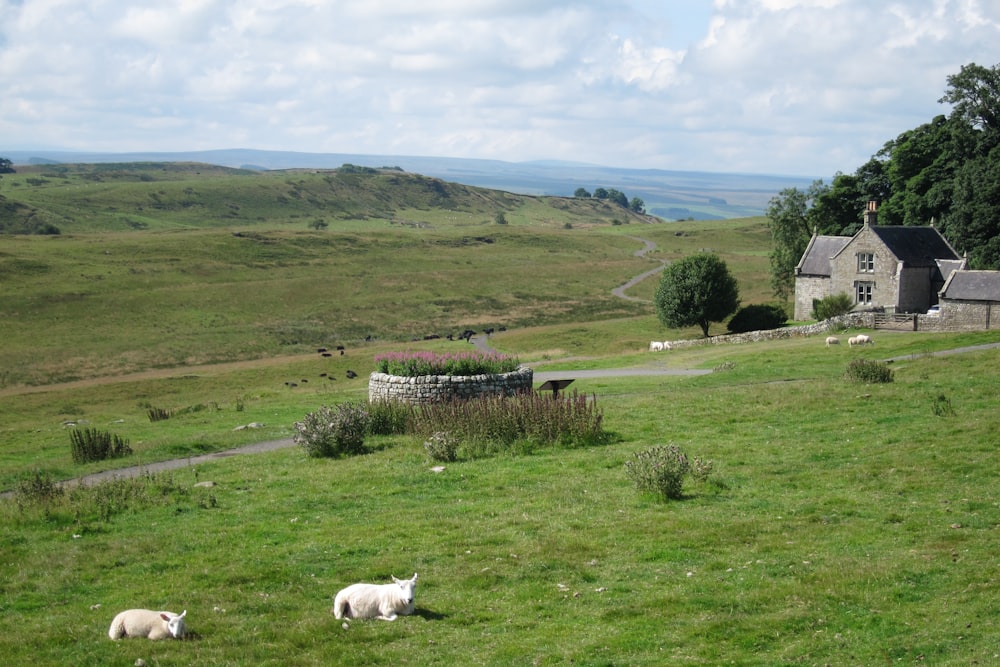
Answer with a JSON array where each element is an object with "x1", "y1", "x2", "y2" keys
[
  {"x1": 916, "y1": 301, "x2": 999, "y2": 331},
  {"x1": 368, "y1": 366, "x2": 534, "y2": 404},
  {"x1": 793, "y1": 275, "x2": 831, "y2": 321},
  {"x1": 829, "y1": 226, "x2": 902, "y2": 311}
]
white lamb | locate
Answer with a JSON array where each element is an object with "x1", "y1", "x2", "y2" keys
[
  {"x1": 333, "y1": 573, "x2": 417, "y2": 621},
  {"x1": 108, "y1": 609, "x2": 187, "y2": 640},
  {"x1": 825, "y1": 336, "x2": 840, "y2": 347},
  {"x1": 649, "y1": 341, "x2": 663, "y2": 352}
]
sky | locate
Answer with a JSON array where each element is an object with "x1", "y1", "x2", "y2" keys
[{"x1": 1, "y1": 0, "x2": 998, "y2": 178}]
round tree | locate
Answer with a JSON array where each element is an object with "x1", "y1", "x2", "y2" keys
[{"x1": 655, "y1": 253, "x2": 740, "y2": 337}]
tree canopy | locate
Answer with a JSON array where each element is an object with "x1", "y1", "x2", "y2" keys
[
  {"x1": 765, "y1": 61, "x2": 1000, "y2": 297},
  {"x1": 654, "y1": 253, "x2": 740, "y2": 337}
]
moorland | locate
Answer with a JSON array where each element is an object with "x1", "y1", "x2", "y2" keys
[{"x1": 0, "y1": 163, "x2": 998, "y2": 665}]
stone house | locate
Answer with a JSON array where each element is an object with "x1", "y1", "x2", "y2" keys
[{"x1": 793, "y1": 202, "x2": 964, "y2": 320}]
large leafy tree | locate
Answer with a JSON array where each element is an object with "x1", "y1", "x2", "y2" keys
[{"x1": 655, "y1": 253, "x2": 740, "y2": 337}]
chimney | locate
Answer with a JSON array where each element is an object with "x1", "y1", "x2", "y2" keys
[{"x1": 863, "y1": 200, "x2": 878, "y2": 227}]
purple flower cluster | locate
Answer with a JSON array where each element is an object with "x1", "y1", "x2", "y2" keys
[{"x1": 374, "y1": 350, "x2": 519, "y2": 377}]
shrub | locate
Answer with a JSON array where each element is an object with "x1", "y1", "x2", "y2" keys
[
  {"x1": 727, "y1": 304, "x2": 788, "y2": 333},
  {"x1": 812, "y1": 293, "x2": 855, "y2": 320},
  {"x1": 424, "y1": 431, "x2": 460, "y2": 462},
  {"x1": 15, "y1": 470, "x2": 64, "y2": 508},
  {"x1": 294, "y1": 403, "x2": 369, "y2": 458},
  {"x1": 624, "y1": 444, "x2": 713, "y2": 501},
  {"x1": 375, "y1": 351, "x2": 519, "y2": 377},
  {"x1": 69, "y1": 428, "x2": 133, "y2": 464},
  {"x1": 845, "y1": 359, "x2": 894, "y2": 384}
]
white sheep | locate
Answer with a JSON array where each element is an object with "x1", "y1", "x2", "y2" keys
[
  {"x1": 825, "y1": 336, "x2": 840, "y2": 347},
  {"x1": 849, "y1": 334, "x2": 873, "y2": 347},
  {"x1": 333, "y1": 573, "x2": 417, "y2": 621},
  {"x1": 649, "y1": 341, "x2": 663, "y2": 352},
  {"x1": 108, "y1": 609, "x2": 187, "y2": 640}
]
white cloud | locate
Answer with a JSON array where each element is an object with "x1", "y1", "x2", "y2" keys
[{"x1": 0, "y1": 0, "x2": 997, "y2": 176}]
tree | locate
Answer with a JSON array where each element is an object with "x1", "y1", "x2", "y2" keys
[
  {"x1": 629, "y1": 197, "x2": 645, "y2": 214},
  {"x1": 765, "y1": 185, "x2": 815, "y2": 300},
  {"x1": 606, "y1": 188, "x2": 629, "y2": 207},
  {"x1": 573, "y1": 187, "x2": 591, "y2": 198},
  {"x1": 593, "y1": 187, "x2": 609, "y2": 200},
  {"x1": 654, "y1": 253, "x2": 740, "y2": 337},
  {"x1": 0, "y1": 158, "x2": 14, "y2": 174}
]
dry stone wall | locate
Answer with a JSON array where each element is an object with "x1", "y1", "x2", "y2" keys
[
  {"x1": 369, "y1": 366, "x2": 534, "y2": 404},
  {"x1": 665, "y1": 313, "x2": 876, "y2": 349}
]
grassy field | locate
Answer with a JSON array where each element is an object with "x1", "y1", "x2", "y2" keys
[{"x1": 1, "y1": 164, "x2": 998, "y2": 665}]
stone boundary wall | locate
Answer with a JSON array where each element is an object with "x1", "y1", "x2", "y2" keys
[
  {"x1": 665, "y1": 313, "x2": 876, "y2": 349},
  {"x1": 369, "y1": 366, "x2": 534, "y2": 404}
]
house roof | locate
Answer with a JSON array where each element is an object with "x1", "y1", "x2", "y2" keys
[
  {"x1": 796, "y1": 235, "x2": 851, "y2": 277},
  {"x1": 940, "y1": 270, "x2": 1000, "y2": 301},
  {"x1": 871, "y1": 225, "x2": 960, "y2": 267}
]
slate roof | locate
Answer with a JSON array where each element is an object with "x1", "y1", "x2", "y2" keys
[
  {"x1": 940, "y1": 270, "x2": 1000, "y2": 301},
  {"x1": 796, "y1": 235, "x2": 851, "y2": 277},
  {"x1": 871, "y1": 225, "x2": 960, "y2": 267}
]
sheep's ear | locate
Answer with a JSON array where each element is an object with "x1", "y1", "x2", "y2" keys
[
  {"x1": 412, "y1": 573, "x2": 418, "y2": 582},
  {"x1": 179, "y1": 610, "x2": 186, "y2": 618},
  {"x1": 160, "y1": 613, "x2": 170, "y2": 621}
]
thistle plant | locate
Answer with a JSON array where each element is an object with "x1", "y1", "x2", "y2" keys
[{"x1": 625, "y1": 444, "x2": 713, "y2": 501}]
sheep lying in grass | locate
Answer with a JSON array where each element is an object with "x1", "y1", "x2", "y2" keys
[
  {"x1": 333, "y1": 573, "x2": 417, "y2": 621},
  {"x1": 108, "y1": 609, "x2": 186, "y2": 640}
]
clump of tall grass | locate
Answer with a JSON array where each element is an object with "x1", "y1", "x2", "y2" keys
[
  {"x1": 12, "y1": 472, "x2": 190, "y2": 525},
  {"x1": 625, "y1": 444, "x2": 714, "y2": 501},
  {"x1": 69, "y1": 428, "x2": 132, "y2": 464},
  {"x1": 411, "y1": 390, "x2": 607, "y2": 459},
  {"x1": 374, "y1": 350, "x2": 520, "y2": 376},
  {"x1": 294, "y1": 403, "x2": 369, "y2": 458},
  {"x1": 367, "y1": 399, "x2": 414, "y2": 435},
  {"x1": 147, "y1": 406, "x2": 172, "y2": 422},
  {"x1": 845, "y1": 358, "x2": 894, "y2": 384}
]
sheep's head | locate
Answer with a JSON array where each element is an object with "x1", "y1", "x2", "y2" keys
[
  {"x1": 392, "y1": 573, "x2": 418, "y2": 607},
  {"x1": 161, "y1": 610, "x2": 187, "y2": 638}
]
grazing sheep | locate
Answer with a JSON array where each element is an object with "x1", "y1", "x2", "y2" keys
[
  {"x1": 345, "y1": 370, "x2": 358, "y2": 379},
  {"x1": 108, "y1": 609, "x2": 186, "y2": 640},
  {"x1": 663, "y1": 341, "x2": 672, "y2": 351},
  {"x1": 849, "y1": 334, "x2": 873, "y2": 347},
  {"x1": 333, "y1": 573, "x2": 417, "y2": 621},
  {"x1": 825, "y1": 336, "x2": 840, "y2": 347},
  {"x1": 649, "y1": 341, "x2": 664, "y2": 352}
]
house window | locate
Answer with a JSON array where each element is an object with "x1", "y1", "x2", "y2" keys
[
  {"x1": 857, "y1": 252, "x2": 875, "y2": 273},
  {"x1": 856, "y1": 281, "x2": 873, "y2": 304}
]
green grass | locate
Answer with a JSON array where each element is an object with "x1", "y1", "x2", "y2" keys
[{"x1": 2, "y1": 164, "x2": 999, "y2": 664}]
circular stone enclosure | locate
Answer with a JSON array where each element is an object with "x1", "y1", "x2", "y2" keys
[{"x1": 368, "y1": 367, "x2": 534, "y2": 404}]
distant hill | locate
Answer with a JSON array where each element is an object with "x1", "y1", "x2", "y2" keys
[{"x1": 2, "y1": 149, "x2": 815, "y2": 220}]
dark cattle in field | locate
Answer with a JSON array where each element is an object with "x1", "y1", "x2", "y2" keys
[
  {"x1": 318, "y1": 348, "x2": 327, "y2": 353},
  {"x1": 346, "y1": 370, "x2": 358, "y2": 379},
  {"x1": 322, "y1": 352, "x2": 332, "y2": 357}
]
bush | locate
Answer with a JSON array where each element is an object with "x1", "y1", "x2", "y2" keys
[
  {"x1": 293, "y1": 403, "x2": 369, "y2": 458},
  {"x1": 69, "y1": 428, "x2": 133, "y2": 464},
  {"x1": 845, "y1": 359, "x2": 894, "y2": 384},
  {"x1": 374, "y1": 351, "x2": 520, "y2": 376},
  {"x1": 812, "y1": 293, "x2": 855, "y2": 320},
  {"x1": 726, "y1": 304, "x2": 788, "y2": 333},
  {"x1": 624, "y1": 444, "x2": 713, "y2": 501},
  {"x1": 424, "y1": 431, "x2": 460, "y2": 462}
]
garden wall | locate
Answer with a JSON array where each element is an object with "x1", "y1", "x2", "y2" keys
[{"x1": 368, "y1": 366, "x2": 534, "y2": 404}]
